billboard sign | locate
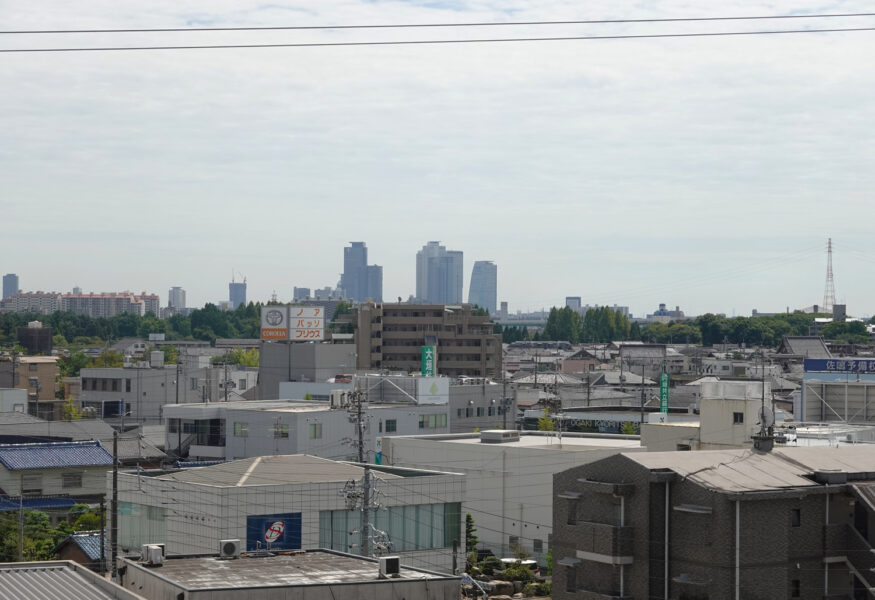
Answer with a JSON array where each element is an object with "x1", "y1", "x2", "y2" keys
[
  {"x1": 659, "y1": 373, "x2": 669, "y2": 412},
  {"x1": 261, "y1": 306, "x2": 289, "y2": 340},
  {"x1": 261, "y1": 305, "x2": 325, "y2": 341},
  {"x1": 416, "y1": 376, "x2": 449, "y2": 404},
  {"x1": 290, "y1": 306, "x2": 324, "y2": 341},
  {"x1": 421, "y1": 345, "x2": 436, "y2": 376},
  {"x1": 246, "y1": 512, "x2": 301, "y2": 551},
  {"x1": 804, "y1": 358, "x2": 875, "y2": 373}
]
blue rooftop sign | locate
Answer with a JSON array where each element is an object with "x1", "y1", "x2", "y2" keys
[{"x1": 804, "y1": 359, "x2": 875, "y2": 374}]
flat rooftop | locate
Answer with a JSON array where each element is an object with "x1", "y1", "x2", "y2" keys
[
  {"x1": 398, "y1": 431, "x2": 642, "y2": 451},
  {"x1": 128, "y1": 551, "x2": 453, "y2": 590}
]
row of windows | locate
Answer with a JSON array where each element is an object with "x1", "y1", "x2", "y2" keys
[
  {"x1": 21, "y1": 472, "x2": 83, "y2": 495},
  {"x1": 457, "y1": 406, "x2": 502, "y2": 418},
  {"x1": 232, "y1": 422, "x2": 323, "y2": 439},
  {"x1": 82, "y1": 378, "x2": 132, "y2": 392},
  {"x1": 378, "y1": 420, "x2": 397, "y2": 433},
  {"x1": 418, "y1": 414, "x2": 447, "y2": 429}
]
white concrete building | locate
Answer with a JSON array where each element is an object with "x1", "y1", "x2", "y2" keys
[
  {"x1": 115, "y1": 455, "x2": 464, "y2": 573},
  {"x1": 163, "y1": 399, "x2": 452, "y2": 461},
  {"x1": 380, "y1": 430, "x2": 644, "y2": 561}
]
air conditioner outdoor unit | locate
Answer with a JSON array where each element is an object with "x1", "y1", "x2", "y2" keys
[
  {"x1": 379, "y1": 556, "x2": 401, "y2": 578},
  {"x1": 140, "y1": 544, "x2": 164, "y2": 567},
  {"x1": 219, "y1": 539, "x2": 242, "y2": 559}
]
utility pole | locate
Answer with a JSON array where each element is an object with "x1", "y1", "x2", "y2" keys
[
  {"x1": 99, "y1": 499, "x2": 106, "y2": 575},
  {"x1": 111, "y1": 430, "x2": 118, "y2": 580},
  {"x1": 224, "y1": 361, "x2": 229, "y2": 403},
  {"x1": 176, "y1": 358, "x2": 182, "y2": 456},
  {"x1": 18, "y1": 475, "x2": 23, "y2": 562},
  {"x1": 347, "y1": 388, "x2": 372, "y2": 557}
]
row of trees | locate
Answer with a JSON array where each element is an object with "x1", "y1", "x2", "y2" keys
[
  {"x1": 503, "y1": 308, "x2": 872, "y2": 347},
  {"x1": 0, "y1": 505, "x2": 102, "y2": 562},
  {"x1": 0, "y1": 303, "x2": 264, "y2": 348}
]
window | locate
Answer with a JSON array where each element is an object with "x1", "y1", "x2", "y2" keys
[
  {"x1": 733, "y1": 412, "x2": 744, "y2": 424},
  {"x1": 239, "y1": 379, "x2": 246, "y2": 390},
  {"x1": 476, "y1": 407, "x2": 484, "y2": 417},
  {"x1": 466, "y1": 407, "x2": 473, "y2": 418},
  {"x1": 791, "y1": 508, "x2": 801, "y2": 527},
  {"x1": 456, "y1": 408, "x2": 463, "y2": 418},
  {"x1": 533, "y1": 538, "x2": 543, "y2": 553},
  {"x1": 28, "y1": 363, "x2": 37, "y2": 372},
  {"x1": 62, "y1": 472, "x2": 83, "y2": 489},
  {"x1": 21, "y1": 474, "x2": 42, "y2": 496},
  {"x1": 791, "y1": 579, "x2": 800, "y2": 598},
  {"x1": 488, "y1": 406, "x2": 495, "y2": 416},
  {"x1": 190, "y1": 377, "x2": 199, "y2": 391},
  {"x1": 509, "y1": 535, "x2": 520, "y2": 553},
  {"x1": 233, "y1": 422, "x2": 248, "y2": 437},
  {"x1": 168, "y1": 419, "x2": 179, "y2": 433},
  {"x1": 309, "y1": 423, "x2": 322, "y2": 439},
  {"x1": 274, "y1": 424, "x2": 289, "y2": 439},
  {"x1": 125, "y1": 379, "x2": 131, "y2": 392},
  {"x1": 566, "y1": 565, "x2": 577, "y2": 593},
  {"x1": 418, "y1": 414, "x2": 447, "y2": 429},
  {"x1": 385, "y1": 419, "x2": 397, "y2": 433},
  {"x1": 378, "y1": 421, "x2": 382, "y2": 433},
  {"x1": 677, "y1": 444, "x2": 692, "y2": 451},
  {"x1": 111, "y1": 379, "x2": 119, "y2": 392}
]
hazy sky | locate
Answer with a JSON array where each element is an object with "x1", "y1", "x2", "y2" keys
[{"x1": 2, "y1": 1, "x2": 874, "y2": 318}]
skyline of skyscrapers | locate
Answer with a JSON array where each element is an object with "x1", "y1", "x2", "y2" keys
[
  {"x1": 2, "y1": 274, "x2": 19, "y2": 300},
  {"x1": 416, "y1": 241, "x2": 463, "y2": 304},
  {"x1": 340, "y1": 242, "x2": 382, "y2": 302},
  {"x1": 468, "y1": 261, "x2": 497, "y2": 314}
]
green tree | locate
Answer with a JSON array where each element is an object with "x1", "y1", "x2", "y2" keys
[
  {"x1": 160, "y1": 345, "x2": 179, "y2": 364},
  {"x1": 58, "y1": 351, "x2": 91, "y2": 377},
  {"x1": 63, "y1": 397, "x2": 82, "y2": 421},
  {"x1": 465, "y1": 513, "x2": 478, "y2": 551},
  {"x1": 537, "y1": 409, "x2": 555, "y2": 431}
]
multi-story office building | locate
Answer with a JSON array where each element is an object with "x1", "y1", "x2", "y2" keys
[
  {"x1": 2, "y1": 273, "x2": 18, "y2": 299},
  {"x1": 354, "y1": 302, "x2": 502, "y2": 378},
  {"x1": 565, "y1": 296, "x2": 582, "y2": 311},
  {"x1": 229, "y1": 280, "x2": 247, "y2": 309},
  {"x1": 167, "y1": 286, "x2": 186, "y2": 310},
  {"x1": 468, "y1": 260, "x2": 497, "y2": 314},
  {"x1": 61, "y1": 291, "x2": 159, "y2": 317},
  {"x1": 415, "y1": 241, "x2": 463, "y2": 304},
  {"x1": 292, "y1": 286, "x2": 311, "y2": 301},
  {"x1": 341, "y1": 242, "x2": 382, "y2": 303}
]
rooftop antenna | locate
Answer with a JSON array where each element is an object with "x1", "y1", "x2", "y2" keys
[
  {"x1": 823, "y1": 237, "x2": 836, "y2": 312},
  {"x1": 752, "y1": 352, "x2": 774, "y2": 451}
]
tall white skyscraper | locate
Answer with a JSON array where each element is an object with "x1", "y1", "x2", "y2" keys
[
  {"x1": 468, "y1": 261, "x2": 497, "y2": 314},
  {"x1": 168, "y1": 286, "x2": 186, "y2": 310},
  {"x1": 415, "y1": 242, "x2": 463, "y2": 304}
]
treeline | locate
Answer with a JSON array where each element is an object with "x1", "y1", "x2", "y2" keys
[
  {"x1": 0, "y1": 303, "x2": 262, "y2": 347},
  {"x1": 502, "y1": 308, "x2": 865, "y2": 347}
]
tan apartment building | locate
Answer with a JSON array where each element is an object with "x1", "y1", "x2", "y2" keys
[
  {"x1": 354, "y1": 303, "x2": 502, "y2": 378},
  {"x1": 0, "y1": 355, "x2": 61, "y2": 419}
]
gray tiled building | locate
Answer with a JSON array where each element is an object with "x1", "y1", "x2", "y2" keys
[{"x1": 553, "y1": 446, "x2": 875, "y2": 599}]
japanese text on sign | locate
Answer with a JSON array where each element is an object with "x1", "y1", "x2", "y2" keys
[{"x1": 804, "y1": 358, "x2": 875, "y2": 373}]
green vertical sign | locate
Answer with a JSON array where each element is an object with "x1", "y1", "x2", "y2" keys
[
  {"x1": 421, "y1": 345, "x2": 436, "y2": 377},
  {"x1": 659, "y1": 373, "x2": 669, "y2": 413}
]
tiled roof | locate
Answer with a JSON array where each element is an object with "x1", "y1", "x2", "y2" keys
[
  {"x1": 56, "y1": 531, "x2": 107, "y2": 561},
  {"x1": 0, "y1": 441, "x2": 113, "y2": 471}
]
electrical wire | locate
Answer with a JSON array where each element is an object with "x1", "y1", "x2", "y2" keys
[
  {"x1": 2, "y1": 26, "x2": 875, "y2": 53},
  {"x1": 2, "y1": 11, "x2": 874, "y2": 35}
]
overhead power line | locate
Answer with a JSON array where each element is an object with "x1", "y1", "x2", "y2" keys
[
  {"x1": 2, "y1": 26, "x2": 875, "y2": 53},
  {"x1": 1, "y1": 12, "x2": 874, "y2": 35}
]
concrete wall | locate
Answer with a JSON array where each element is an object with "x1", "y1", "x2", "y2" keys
[
  {"x1": 259, "y1": 342, "x2": 357, "y2": 400},
  {"x1": 0, "y1": 388, "x2": 27, "y2": 413},
  {"x1": 382, "y1": 435, "x2": 644, "y2": 561}
]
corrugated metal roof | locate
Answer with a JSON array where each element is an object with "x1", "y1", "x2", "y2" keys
[
  {"x1": 0, "y1": 441, "x2": 113, "y2": 471},
  {"x1": 0, "y1": 563, "x2": 132, "y2": 600}
]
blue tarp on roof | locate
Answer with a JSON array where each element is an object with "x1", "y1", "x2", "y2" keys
[
  {"x1": 0, "y1": 441, "x2": 113, "y2": 470},
  {"x1": 0, "y1": 497, "x2": 76, "y2": 511}
]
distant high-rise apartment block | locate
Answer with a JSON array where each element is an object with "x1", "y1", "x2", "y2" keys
[
  {"x1": 468, "y1": 261, "x2": 497, "y2": 314},
  {"x1": 293, "y1": 287, "x2": 311, "y2": 302},
  {"x1": 62, "y1": 291, "x2": 159, "y2": 317},
  {"x1": 416, "y1": 241, "x2": 463, "y2": 304},
  {"x1": 0, "y1": 291, "x2": 62, "y2": 315},
  {"x1": 340, "y1": 242, "x2": 382, "y2": 302},
  {"x1": 168, "y1": 286, "x2": 186, "y2": 310},
  {"x1": 565, "y1": 296, "x2": 582, "y2": 311},
  {"x1": 229, "y1": 280, "x2": 247, "y2": 310},
  {"x1": 500, "y1": 301, "x2": 508, "y2": 319},
  {"x1": 2, "y1": 274, "x2": 19, "y2": 299}
]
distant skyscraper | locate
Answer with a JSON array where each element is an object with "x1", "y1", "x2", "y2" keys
[
  {"x1": 2, "y1": 274, "x2": 19, "y2": 300},
  {"x1": 566, "y1": 297, "x2": 582, "y2": 311},
  {"x1": 416, "y1": 242, "x2": 463, "y2": 304},
  {"x1": 229, "y1": 280, "x2": 246, "y2": 310},
  {"x1": 293, "y1": 287, "x2": 311, "y2": 301},
  {"x1": 168, "y1": 286, "x2": 186, "y2": 309},
  {"x1": 341, "y1": 242, "x2": 382, "y2": 302},
  {"x1": 468, "y1": 261, "x2": 497, "y2": 314}
]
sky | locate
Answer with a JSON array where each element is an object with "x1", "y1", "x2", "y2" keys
[{"x1": 2, "y1": 0, "x2": 874, "y2": 318}]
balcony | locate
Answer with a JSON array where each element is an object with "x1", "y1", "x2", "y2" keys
[{"x1": 572, "y1": 521, "x2": 634, "y2": 564}]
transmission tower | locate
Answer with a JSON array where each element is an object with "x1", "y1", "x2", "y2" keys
[{"x1": 822, "y1": 237, "x2": 836, "y2": 312}]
